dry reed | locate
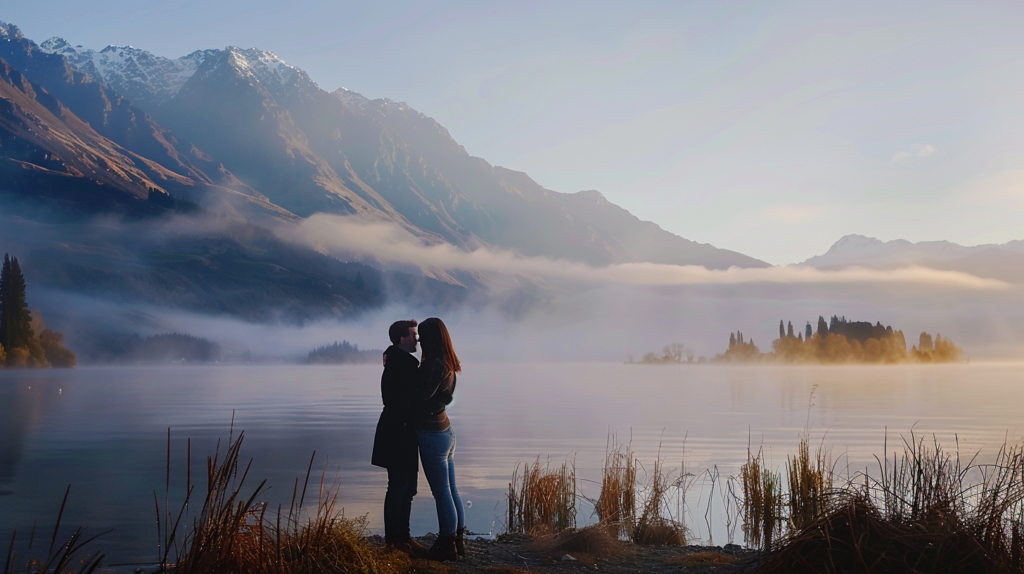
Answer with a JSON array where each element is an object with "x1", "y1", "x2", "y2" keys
[
  {"x1": 159, "y1": 430, "x2": 411, "y2": 574},
  {"x1": 3, "y1": 485, "x2": 108, "y2": 574},
  {"x1": 756, "y1": 433, "x2": 1024, "y2": 573},
  {"x1": 594, "y1": 442, "x2": 636, "y2": 539},
  {"x1": 506, "y1": 458, "x2": 577, "y2": 536},
  {"x1": 741, "y1": 446, "x2": 783, "y2": 551},
  {"x1": 785, "y1": 435, "x2": 833, "y2": 531},
  {"x1": 632, "y1": 457, "x2": 687, "y2": 546},
  {"x1": 526, "y1": 524, "x2": 622, "y2": 565}
]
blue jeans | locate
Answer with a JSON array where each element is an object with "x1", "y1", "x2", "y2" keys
[{"x1": 417, "y1": 427, "x2": 465, "y2": 537}]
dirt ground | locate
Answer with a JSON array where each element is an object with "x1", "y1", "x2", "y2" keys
[{"x1": 396, "y1": 533, "x2": 758, "y2": 574}]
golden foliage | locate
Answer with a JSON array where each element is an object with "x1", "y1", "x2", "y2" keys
[
  {"x1": 718, "y1": 319, "x2": 964, "y2": 365},
  {"x1": 6, "y1": 346, "x2": 29, "y2": 367}
]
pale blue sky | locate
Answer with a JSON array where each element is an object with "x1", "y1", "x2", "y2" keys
[{"x1": 5, "y1": 1, "x2": 1024, "y2": 264}]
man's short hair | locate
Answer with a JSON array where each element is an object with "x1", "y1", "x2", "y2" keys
[{"x1": 389, "y1": 319, "x2": 418, "y2": 346}]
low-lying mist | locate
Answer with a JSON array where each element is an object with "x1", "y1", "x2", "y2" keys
[
  {"x1": 5, "y1": 208, "x2": 1024, "y2": 363},
  {"x1": 292, "y1": 215, "x2": 1009, "y2": 290},
  {"x1": 31, "y1": 278, "x2": 1024, "y2": 365}
]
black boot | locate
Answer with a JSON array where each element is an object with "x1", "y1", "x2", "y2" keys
[
  {"x1": 455, "y1": 527, "x2": 467, "y2": 557},
  {"x1": 427, "y1": 535, "x2": 458, "y2": 562}
]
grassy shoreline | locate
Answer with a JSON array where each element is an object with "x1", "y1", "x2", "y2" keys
[{"x1": 7, "y1": 429, "x2": 1024, "y2": 573}]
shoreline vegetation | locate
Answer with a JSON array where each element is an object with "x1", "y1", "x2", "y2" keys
[
  {"x1": 8, "y1": 429, "x2": 1024, "y2": 573},
  {"x1": 633, "y1": 315, "x2": 965, "y2": 365},
  {"x1": 0, "y1": 253, "x2": 76, "y2": 369},
  {"x1": 305, "y1": 341, "x2": 381, "y2": 364}
]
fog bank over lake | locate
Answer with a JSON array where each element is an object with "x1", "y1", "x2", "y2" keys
[
  {"x1": 2, "y1": 362, "x2": 1023, "y2": 563},
  {"x1": 29, "y1": 273, "x2": 1024, "y2": 367}
]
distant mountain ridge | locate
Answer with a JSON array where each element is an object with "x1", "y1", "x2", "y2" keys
[{"x1": 802, "y1": 234, "x2": 1024, "y2": 283}]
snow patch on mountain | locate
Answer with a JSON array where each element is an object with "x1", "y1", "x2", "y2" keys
[
  {"x1": 0, "y1": 21, "x2": 25, "y2": 40},
  {"x1": 38, "y1": 37, "x2": 210, "y2": 106},
  {"x1": 37, "y1": 36, "x2": 322, "y2": 107}
]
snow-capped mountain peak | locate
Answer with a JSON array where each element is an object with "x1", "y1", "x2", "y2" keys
[
  {"x1": 218, "y1": 46, "x2": 315, "y2": 90},
  {"x1": 0, "y1": 21, "x2": 25, "y2": 41}
]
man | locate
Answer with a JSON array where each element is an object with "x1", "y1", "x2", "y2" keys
[{"x1": 371, "y1": 319, "x2": 427, "y2": 556}]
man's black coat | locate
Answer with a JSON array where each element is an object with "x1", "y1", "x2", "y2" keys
[{"x1": 371, "y1": 345, "x2": 419, "y2": 471}]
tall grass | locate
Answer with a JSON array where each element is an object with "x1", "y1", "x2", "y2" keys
[
  {"x1": 632, "y1": 456, "x2": 687, "y2": 546},
  {"x1": 748, "y1": 432, "x2": 1024, "y2": 573},
  {"x1": 785, "y1": 435, "x2": 832, "y2": 532},
  {"x1": 740, "y1": 446, "x2": 783, "y2": 552},
  {"x1": 157, "y1": 430, "x2": 412, "y2": 574},
  {"x1": 506, "y1": 458, "x2": 577, "y2": 535},
  {"x1": 594, "y1": 442, "x2": 636, "y2": 539},
  {"x1": 3, "y1": 485, "x2": 108, "y2": 574},
  {"x1": 526, "y1": 439, "x2": 687, "y2": 546}
]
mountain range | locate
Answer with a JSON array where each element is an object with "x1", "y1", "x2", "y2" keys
[
  {"x1": 801, "y1": 235, "x2": 1024, "y2": 284},
  {"x1": 0, "y1": 21, "x2": 768, "y2": 327}
]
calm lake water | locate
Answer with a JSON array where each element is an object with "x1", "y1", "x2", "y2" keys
[{"x1": 1, "y1": 363, "x2": 1023, "y2": 565}]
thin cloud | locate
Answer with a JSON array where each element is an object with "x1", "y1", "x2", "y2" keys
[
  {"x1": 892, "y1": 143, "x2": 937, "y2": 162},
  {"x1": 288, "y1": 215, "x2": 1008, "y2": 291}
]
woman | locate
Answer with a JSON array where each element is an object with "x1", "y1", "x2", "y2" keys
[{"x1": 414, "y1": 317, "x2": 465, "y2": 562}]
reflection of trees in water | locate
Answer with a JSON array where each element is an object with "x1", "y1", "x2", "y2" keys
[{"x1": 0, "y1": 377, "x2": 64, "y2": 489}]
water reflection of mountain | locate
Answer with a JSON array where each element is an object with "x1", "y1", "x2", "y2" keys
[{"x1": 0, "y1": 376, "x2": 65, "y2": 492}]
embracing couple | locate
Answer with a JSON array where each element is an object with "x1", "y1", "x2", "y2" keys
[{"x1": 371, "y1": 317, "x2": 465, "y2": 562}]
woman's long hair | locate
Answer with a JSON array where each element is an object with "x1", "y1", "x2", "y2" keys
[{"x1": 418, "y1": 317, "x2": 461, "y2": 373}]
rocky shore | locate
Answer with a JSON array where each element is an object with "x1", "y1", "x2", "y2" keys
[{"x1": 377, "y1": 533, "x2": 758, "y2": 573}]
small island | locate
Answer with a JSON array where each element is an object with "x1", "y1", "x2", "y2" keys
[
  {"x1": 633, "y1": 315, "x2": 965, "y2": 365},
  {"x1": 0, "y1": 253, "x2": 76, "y2": 368},
  {"x1": 717, "y1": 315, "x2": 963, "y2": 364}
]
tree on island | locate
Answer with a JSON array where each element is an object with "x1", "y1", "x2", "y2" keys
[
  {"x1": 306, "y1": 340, "x2": 380, "y2": 364},
  {"x1": 632, "y1": 342, "x2": 697, "y2": 364},
  {"x1": 717, "y1": 331, "x2": 762, "y2": 362},
  {"x1": 713, "y1": 315, "x2": 964, "y2": 364},
  {"x1": 1, "y1": 255, "x2": 33, "y2": 352},
  {"x1": 0, "y1": 253, "x2": 76, "y2": 368}
]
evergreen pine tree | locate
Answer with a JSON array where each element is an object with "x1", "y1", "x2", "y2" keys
[
  {"x1": 805, "y1": 322, "x2": 812, "y2": 340},
  {"x1": 729, "y1": 332, "x2": 736, "y2": 347},
  {"x1": 779, "y1": 320, "x2": 785, "y2": 340},
  {"x1": 0, "y1": 254, "x2": 12, "y2": 351},
  {"x1": 11, "y1": 257, "x2": 34, "y2": 349},
  {"x1": 787, "y1": 321, "x2": 795, "y2": 338},
  {"x1": 0, "y1": 254, "x2": 34, "y2": 353},
  {"x1": 817, "y1": 316, "x2": 828, "y2": 338}
]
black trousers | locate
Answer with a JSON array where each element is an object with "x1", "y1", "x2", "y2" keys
[{"x1": 384, "y1": 466, "x2": 418, "y2": 541}]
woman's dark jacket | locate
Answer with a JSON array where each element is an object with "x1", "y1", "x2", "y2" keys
[
  {"x1": 371, "y1": 345, "x2": 419, "y2": 471},
  {"x1": 413, "y1": 356, "x2": 456, "y2": 432}
]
